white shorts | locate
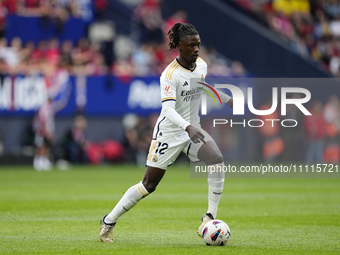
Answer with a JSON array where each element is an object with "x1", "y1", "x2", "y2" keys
[{"x1": 146, "y1": 129, "x2": 213, "y2": 170}]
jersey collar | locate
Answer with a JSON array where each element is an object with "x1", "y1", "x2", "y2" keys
[{"x1": 176, "y1": 58, "x2": 197, "y2": 72}]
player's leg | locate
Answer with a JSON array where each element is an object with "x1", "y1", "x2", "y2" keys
[
  {"x1": 197, "y1": 140, "x2": 225, "y2": 218},
  {"x1": 105, "y1": 166, "x2": 165, "y2": 224},
  {"x1": 197, "y1": 140, "x2": 225, "y2": 236},
  {"x1": 33, "y1": 135, "x2": 51, "y2": 171},
  {"x1": 42, "y1": 138, "x2": 52, "y2": 170},
  {"x1": 100, "y1": 134, "x2": 185, "y2": 242},
  {"x1": 100, "y1": 165, "x2": 165, "y2": 243},
  {"x1": 185, "y1": 131, "x2": 225, "y2": 237},
  {"x1": 197, "y1": 140, "x2": 224, "y2": 165},
  {"x1": 33, "y1": 146, "x2": 44, "y2": 171}
]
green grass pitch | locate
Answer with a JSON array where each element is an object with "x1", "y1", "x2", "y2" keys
[{"x1": 0, "y1": 164, "x2": 339, "y2": 254}]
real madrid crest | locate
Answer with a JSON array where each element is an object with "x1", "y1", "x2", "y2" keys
[
  {"x1": 201, "y1": 74, "x2": 205, "y2": 82},
  {"x1": 152, "y1": 155, "x2": 158, "y2": 162}
]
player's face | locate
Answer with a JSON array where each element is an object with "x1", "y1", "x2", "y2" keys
[{"x1": 178, "y1": 35, "x2": 201, "y2": 63}]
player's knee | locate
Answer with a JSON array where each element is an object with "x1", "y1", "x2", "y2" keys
[
  {"x1": 216, "y1": 154, "x2": 224, "y2": 164},
  {"x1": 206, "y1": 153, "x2": 224, "y2": 165},
  {"x1": 142, "y1": 180, "x2": 158, "y2": 193}
]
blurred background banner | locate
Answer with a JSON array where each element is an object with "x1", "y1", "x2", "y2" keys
[{"x1": 0, "y1": 75, "x2": 162, "y2": 116}]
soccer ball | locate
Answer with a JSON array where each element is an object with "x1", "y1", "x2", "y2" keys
[{"x1": 201, "y1": 219, "x2": 231, "y2": 246}]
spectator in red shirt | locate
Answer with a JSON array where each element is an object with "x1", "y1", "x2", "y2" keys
[
  {"x1": 86, "y1": 52, "x2": 107, "y2": 76},
  {"x1": 17, "y1": 0, "x2": 46, "y2": 16},
  {"x1": 162, "y1": 9, "x2": 187, "y2": 40},
  {"x1": 45, "y1": 38, "x2": 60, "y2": 66},
  {"x1": 133, "y1": 0, "x2": 163, "y2": 43},
  {"x1": 31, "y1": 40, "x2": 46, "y2": 63},
  {"x1": 303, "y1": 100, "x2": 326, "y2": 163},
  {"x1": 59, "y1": 39, "x2": 74, "y2": 72},
  {"x1": 258, "y1": 99, "x2": 284, "y2": 162}
]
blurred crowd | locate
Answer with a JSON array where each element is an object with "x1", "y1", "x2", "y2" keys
[
  {"x1": 0, "y1": 0, "x2": 108, "y2": 76},
  {"x1": 256, "y1": 94, "x2": 340, "y2": 163},
  {"x1": 0, "y1": 0, "x2": 249, "y2": 79},
  {"x1": 0, "y1": 0, "x2": 102, "y2": 26},
  {"x1": 0, "y1": 37, "x2": 107, "y2": 76},
  {"x1": 114, "y1": 1, "x2": 249, "y2": 79},
  {"x1": 234, "y1": 0, "x2": 340, "y2": 76}
]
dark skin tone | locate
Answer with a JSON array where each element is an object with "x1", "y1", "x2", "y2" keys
[{"x1": 142, "y1": 34, "x2": 233, "y2": 193}]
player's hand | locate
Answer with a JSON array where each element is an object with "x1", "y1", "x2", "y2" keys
[
  {"x1": 185, "y1": 125, "x2": 206, "y2": 144},
  {"x1": 227, "y1": 98, "x2": 233, "y2": 108}
]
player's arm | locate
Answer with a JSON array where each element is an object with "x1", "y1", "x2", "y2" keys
[
  {"x1": 215, "y1": 88, "x2": 233, "y2": 108},
  {"x1": 161, "y1": 81, "x2": 205, "y2": 143},
  {"x1": 163, "y1": 101, "x2": 205, "y2": 143},
  {"x1": 160, "y1": 79, "x2": 190, "y2": 129},
  {"x1": 162, "y1": 100, "x2": 190, "y2": 130},
  {"x1": 185, "y1": 125, "x2": 206, "y2": 144}
]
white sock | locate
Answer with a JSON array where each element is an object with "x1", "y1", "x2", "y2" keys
[
  {"x1": 34, "y1": 156, "x2": 43, "y2": 171},
  {"x1": 207, "y1": 163, "x2": 225, "y2": 219},
  {"x1": 105, "y1": 181, "x2": 149, "y2": 224},
  {"x1": 42, "y1": 157, "x2": 52, "y2": 171}
]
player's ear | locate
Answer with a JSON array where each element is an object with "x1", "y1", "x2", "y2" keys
[{"x1": 177, "y1": 41, "x2": 182, "y2": 50}]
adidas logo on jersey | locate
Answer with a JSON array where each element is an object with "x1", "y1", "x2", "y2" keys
[{"x1": 183, "y1": 81, "x2": 188, "y2": 86}]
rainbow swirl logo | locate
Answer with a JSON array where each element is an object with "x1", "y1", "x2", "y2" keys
[{"x1": 197, "y1": 82, "x2": 222, "y2": 106}]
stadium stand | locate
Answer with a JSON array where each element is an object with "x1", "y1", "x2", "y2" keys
[{"x1": 232, "y1": 0, "x2": 340, "y2": 76}]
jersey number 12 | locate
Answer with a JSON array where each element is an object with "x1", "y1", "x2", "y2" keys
[{"x1": 155, "y1": 142, "x2": 168, "y2": 155}]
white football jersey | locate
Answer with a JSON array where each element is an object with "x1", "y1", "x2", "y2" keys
[{"x1": 152, "y1": 57, "x2": 207, "y2": 138}]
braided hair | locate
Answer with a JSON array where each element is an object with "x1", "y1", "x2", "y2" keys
[{"x1": 167, "y1": 23, "x2": 198, "y2": 50}]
